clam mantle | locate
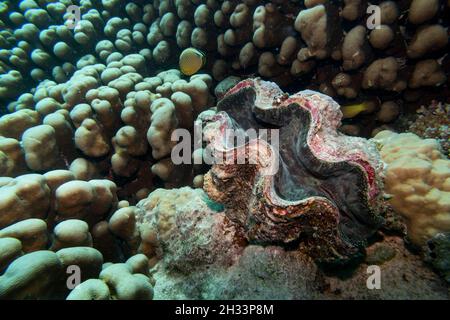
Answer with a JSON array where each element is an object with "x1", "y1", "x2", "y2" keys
[{"x1": 199, "y1": 79, "x2": 385, "y2": 263}]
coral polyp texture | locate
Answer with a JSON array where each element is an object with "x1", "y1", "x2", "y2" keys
[
  {"x1": 200, "y1": 79, "x2": 384, "y2": 263},
  {"x1": 372, "y1": 131, "x2": 450, "y2": 246},
  {"x1": 0, "y1": 0, "x2": 449, "y2": 301}
]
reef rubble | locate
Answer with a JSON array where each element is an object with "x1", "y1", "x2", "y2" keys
[{"x1": 136, "y1": 187, "x2": 449, "y2": 300}]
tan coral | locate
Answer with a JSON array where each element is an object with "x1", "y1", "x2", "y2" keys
[
  {"x1": 341, "y1": 0, "x2": 364, "y2": 21},
  {"x1": 54, "y1": 179, "x2": 117, "y2": 225},
  {"x1": 0, "y1": 174, "x2": 50, "y2": 229},
  {"x1": 0, "y1": 109, "x2": 40, "y2": 140},
  {"x1": 0, "y1": 218, "x2": 48, "y2": 253},
  {"x1": 74, "y1": 118, "x2": 110, "y2": 158},
  {"x1": 372, "y1": 131, "x2": 450, "y2": 246},
  {"x1": 342, "y1": 25, "x2": 368, "y2": 71},
  {"x1": 407, "y1": 25, "x2": 448, "y2": 59},
  {"x1": 21, "y1": 124, "x2": 61, "y2": 171},
  {"x1": 362, "y1": 57, "x2": 406, "y2": 92},
  {"x1": 295, "y1": 5, "x2": 329, "y2": 60},
  {"x1": 409, "y1": 60, "x2": 447, "y2": 89},
  {"x1": 408, "y1": 0, "x2": 440, "y2": 25},
  {"x1": 369, "y1": 25, "x2": 394, "y2": 50}
]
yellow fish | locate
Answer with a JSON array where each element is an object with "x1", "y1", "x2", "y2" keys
[
  {"x1": 341, "y1": 102, "x2": 369, "y2": 119},
  {"x1": 179, "y1": 48, "x2": 206, "y2": 76}
]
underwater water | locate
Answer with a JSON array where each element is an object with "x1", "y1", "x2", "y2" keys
[{"x1": 0, "y1": 0, "x2": 449, "y2": 302}]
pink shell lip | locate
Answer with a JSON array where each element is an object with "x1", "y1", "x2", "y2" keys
[
  {"x1": 221, "y1": 78, "x2": 382, "y2": 201},
  {"x1": 223, "y1": 78, "x2": 255, "y2": 98},
  {"x1": 202, "y1": 113, "x2": 367, "y2": 219}
]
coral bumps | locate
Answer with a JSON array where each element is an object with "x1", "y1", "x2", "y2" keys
[
  {"x1": 373, "y1": 131, "x2": 450, "y2": 246},
  {"x1": 200, "y1": 79, "x2": 385, "y2": 263}
]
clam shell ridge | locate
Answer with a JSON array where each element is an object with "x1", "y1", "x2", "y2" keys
[{"x1": 200, "y1": 78, "x2": 385, "y2": 263}]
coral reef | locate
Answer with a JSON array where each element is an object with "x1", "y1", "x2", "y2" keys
[
  {"x1": 0, "y1": 248, "x2": 103, "y2": 299},
  {"x1": 0, "y1": 173, "x2": 117, "y2": 229},
  {"x1": 0, "y1": 64, "x2": 213, "y2": 197},
  {"x1": 372, "y1": 131, "x2": 450, "y2": 247},
  {"x1": 1, "y1": 1, "x2": 448, "y2": 126},
  {"x1": 67, "y1": 254, "x2": 154, "y2": 300},
  {"x1": 0, "y1": 246, "x2": 154, "y2": 300},
  {"x1": 1, "y1": 0, "x2": 219, "y2": 200},
  {"x1": 0, "y1": 0, "x2": 448, "y2": 301}
]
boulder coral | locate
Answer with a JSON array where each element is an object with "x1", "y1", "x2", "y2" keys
[
  {"x1": 0, "y1": 0, "x2": 447, "y2": 112},
  {"x1": 1, "y1": 0, "x2": 220, "y2": 196},
  {"x1": 0, "y1": 0, "x2": 449, "y2": 300},
  {"x1": 0, "y1": 64, "x2": 213, "y2": 196},
  {"x1": 67, "y1": 254, "x2": 154, "y2": 300},
  {"x1": 372, "y1": 131, "x2": 450, "y2": 246},
  {"x1": 0, "y1": 172, "x2": 119, "y2": 232},
  {"x1": 0, "y1": 247, "x2": 104, "y2": 299}
]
